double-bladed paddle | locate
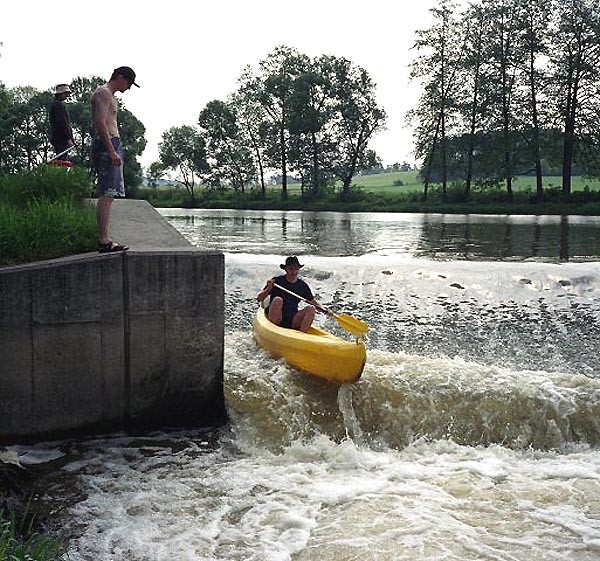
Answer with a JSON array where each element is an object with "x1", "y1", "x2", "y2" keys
[{"x1": 273, "y1": 283, "x2": 369, "y2": 337}]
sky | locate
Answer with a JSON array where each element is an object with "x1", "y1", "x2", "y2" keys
[{"x1": 0, "y1": 0, "x2": 437, "y2": 170}]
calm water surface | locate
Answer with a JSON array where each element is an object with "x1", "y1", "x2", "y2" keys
[{"x1": 160, "y1": 208, "x2": 600, "y2": 261}]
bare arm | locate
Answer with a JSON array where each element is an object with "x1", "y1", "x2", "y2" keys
[
  {"x1": 91, "y1": 88, "x2": 121, "y2": 166},
  {"x1": 309, "y1": 298, "x2": 331, "y2": 314},
  {"x1": 257, "y1": 278, "x2": 275, "y2": 303}
]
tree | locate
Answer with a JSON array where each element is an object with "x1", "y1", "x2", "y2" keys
[
  {"x1": 0, "y1": 83, "x2": 15, "y2": 173},
  {"x1": 325, "y1": 55, "x2": 386, "y2": 198},
  {"x1": 3, "y1": 86, "x2": 53, "y2": 172},
  {"x1": 456, "y1": 2, "x2": 491, "y2": 197},
  {"x1": 549, "y1": 0, "x2": 600, "y2": 199},
  {"x1": 231, "y1": 69, "x2": 270, "y2": 197},
  {"x1": 514, "y1": 0, "x2": 553, "y2": 201},
  {"x1": 255, "y1": 46, "x2": 309, "y2": 199},
  {"x1": 198, "y1": 100, "x2": 255, "y2": 193},
  {"x1": 287, "y1": 63, "x2": 334, "y2": 198},
  {"x1": 118, "y1": 107, "x2": 146, "y2": 189},
  {"x1": 409, "y1": 0, "x2": 462, "y2": 200},
  {"x1": 157, "y1": 125, "x2": 208, "y2": 202},
  {"x1": 147, "y1": 161, "x2": 164, "y2": 188}
]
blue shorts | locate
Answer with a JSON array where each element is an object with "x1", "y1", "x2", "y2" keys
[{"x1": 91, "y1": 137, "x2": 125, "y2": 198}]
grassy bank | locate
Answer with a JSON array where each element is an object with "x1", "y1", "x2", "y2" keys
[
  {"x1": 137, "y1": 172, "x2": 600, "y2": 215},
  {"x1": 1, "y1": 459, "x2": 64, "y2": 561},
  {"x1": 0, "y1": 167, "x2": 97, "y2": 266},
  {"x1": 0, "y1": 508, "x2": 62, "y2": 560}
]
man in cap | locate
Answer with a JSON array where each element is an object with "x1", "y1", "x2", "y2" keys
[
  {"x1": 49, "y1": 84, "x2": 74, "y2": 159},
  {"x1": 90, "y1": 66, "x2": 140, "y2": 252},
  {"x1": 257, "y1": 256, "x2": 330, "y2": 332}
]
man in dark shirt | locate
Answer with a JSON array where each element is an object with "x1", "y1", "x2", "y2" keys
[
  {"x1": 257, "y1": 256, "x2": 329, "y2": 332},
  {"x1": 49, "y1": 84, "x2": 74, "y2": 158}
]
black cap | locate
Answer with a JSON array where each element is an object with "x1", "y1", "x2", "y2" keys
[
  {"x1": 280, "y1": 256, "x2": 304, "y2": 269},
  {"x1": 113, "y1": 66, "x2": 140, "y2": 88}
]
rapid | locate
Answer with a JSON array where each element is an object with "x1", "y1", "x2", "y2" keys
[{"x1": 13, "y1": 211, "x2": 600, "y2": 560}]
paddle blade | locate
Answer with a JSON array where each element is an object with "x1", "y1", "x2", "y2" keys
[{"x1": 334, "y1": 313, "x2": 369, "y2": 337}]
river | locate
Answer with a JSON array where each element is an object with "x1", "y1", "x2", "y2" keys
[{"x1": 20, "y1": 211, "x2": 600, "y2": 559}]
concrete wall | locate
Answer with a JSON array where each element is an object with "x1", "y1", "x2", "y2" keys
[{"x1": 0, "y1": 249, "x2": 225, "y2": 443}]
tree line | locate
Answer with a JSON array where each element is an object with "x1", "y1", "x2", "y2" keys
[
  {"x1": 0, "y1": 46, "x2": 386, "y2": 202},
  {"x1": 151, "y1": 45, "x2": 386, "y2": 202},
  {"x1": 409, "y1": 0, "x2": 600, "y2": 201}
]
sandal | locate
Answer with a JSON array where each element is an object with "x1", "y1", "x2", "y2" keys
[{"x1": 98, "y1": 241, "x2": 129, "y2": 253}]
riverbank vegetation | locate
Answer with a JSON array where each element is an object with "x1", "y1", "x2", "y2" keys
[
  {"x1": 137, "y1": 170, "x2": 600, "y2": 215},
  {"x1": 1, "y1": 459, "x2": 63, "y2": 561},
  {"x1": 409, "y1": 0, "x2": 600, "y2": 203},
  {"x1": 0, "y1": 166, "x2": 96, "y2": 265},
  {"x1": 0, "y1": 509, "x2": 62, "y2": 561}
]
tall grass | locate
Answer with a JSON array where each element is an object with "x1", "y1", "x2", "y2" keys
[
  {"x1": 0, "y1": 508, "x2": 62, "y2": 561},
  {"x1": 0, "y1": 166, "x2": 97, "y2": 266}
]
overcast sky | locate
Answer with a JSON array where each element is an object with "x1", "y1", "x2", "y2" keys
[{"x1": 1, "y1": 0, "x2": 437, "y2": 169}]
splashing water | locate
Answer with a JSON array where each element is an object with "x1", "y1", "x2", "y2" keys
[{"x1": 11, "y1": 212, "x2": 600, "y2": 560}]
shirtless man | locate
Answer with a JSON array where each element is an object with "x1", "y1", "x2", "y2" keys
[{"x1": 91, "y1": 66, "x2": 139, "y2": 252}]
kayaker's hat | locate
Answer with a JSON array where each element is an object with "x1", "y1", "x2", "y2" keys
[{"x1": 280, "y1": 256, "x2": 304, "y2": 269}]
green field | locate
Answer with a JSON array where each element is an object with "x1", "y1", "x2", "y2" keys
[
  {"x1": 260, "y1": 172, "x2": 600, "y2": 196},
  {"x1": 351, "y1": 171, "x2": 600, "y2": 195}
]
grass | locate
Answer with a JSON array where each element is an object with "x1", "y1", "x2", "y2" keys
[
  {"x1": 352, "y1": 171, "x2": 600, "y2": 195},
  {"x1": 0, "y1": 508, "x2": 63, "y2": 561},
  {"x1": 0, "y1": 166, "x2": 97, "y2": 266}
]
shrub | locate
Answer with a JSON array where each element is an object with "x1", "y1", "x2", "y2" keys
[{"x1": 337, "y1": 184, "x2": 366, "y2": 202}]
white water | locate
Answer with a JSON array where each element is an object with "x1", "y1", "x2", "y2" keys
[
  {"x1": 50, "y1": 331, "x2": 600, "y2": 560},
  {"x1": 8, "y1": 212, "x2": 600, "y2": 560},
  {"x1": 46, "y1": 322, "x2": 600, "y2": 560}
]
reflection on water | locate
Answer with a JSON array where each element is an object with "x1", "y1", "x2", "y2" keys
[{"x1": 160, "y1": 209, "x2": 600, "y2": 262}]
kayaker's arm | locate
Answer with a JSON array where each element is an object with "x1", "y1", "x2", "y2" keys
[
  {"x1": 310, "y1": 299, "x2": 332, "y2": 316},
  {"x1": 257, "y1": 278, "x2": 275, "y2": 303}
]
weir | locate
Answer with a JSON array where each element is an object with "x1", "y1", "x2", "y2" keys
[{"x1": 0, "y1": 200, "x2": 226, "y2": 443}]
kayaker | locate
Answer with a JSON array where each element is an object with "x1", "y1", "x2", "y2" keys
[{"x1": 257, "y1": 256, "x2": 328, "y2": 332}]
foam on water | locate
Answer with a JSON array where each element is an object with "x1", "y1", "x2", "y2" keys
[
  {"x1": 57, "y1": 432, "x2": 600, "y2": 561},
  {"x1": 12, "y1": 328, "x2": 598, "y2": 561},
  {"x1": 9, "y1": 241, "x2": 600, "y2": 559},
  {"x1": 225, "y1": 332, "x2": 600, "y2": 451}
]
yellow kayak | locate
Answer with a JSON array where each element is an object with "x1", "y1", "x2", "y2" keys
[{"x1": 253, "y1": 308, "x2": 366, "y2": 383}]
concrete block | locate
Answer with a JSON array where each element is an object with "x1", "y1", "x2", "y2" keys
[
  {"x1": 33, "y1": 323, "x2": 104, "y2": 432},
  {"x1": 126, "y1": 251, "x2": 225, "y2": 427},
  {"x1": 0, "y1": 268, "x2": 35, "y2": 435},
  {"x1": 0, "y1": 238, "x2": 225, "y2": 442}
]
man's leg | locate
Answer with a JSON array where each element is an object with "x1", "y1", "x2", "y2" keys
[
  {"x1": 96, "y1": 195, "x2": 114, "y2": 244},
  {"x1": 267, "y1": 296, "x2": 284, "y2": 325},
  {"x1": 292, "y1": 306, "x2": 316, "y2": 332}
]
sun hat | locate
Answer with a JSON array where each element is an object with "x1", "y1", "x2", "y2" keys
[
  {"x1": 280, "y1": 256, "x2": 304, "y2": 269},
  {"x1": 54, "y1": 84, "x2": 71, "y2": 95}
]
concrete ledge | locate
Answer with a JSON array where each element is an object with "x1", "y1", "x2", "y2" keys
[{"x1": 0, "y1": 201, "x2": 226, "y2": 443}]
